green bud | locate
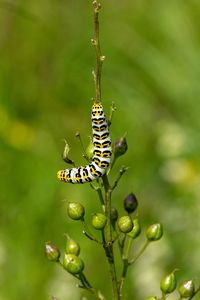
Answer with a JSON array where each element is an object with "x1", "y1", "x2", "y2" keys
[
  {"x1": 65, "y1": 236, "x2": 80, "y2": 256},
  {"x1": 160, "y1": 271, "x2": 177, "y2": 294},
  {"x1": 45, "y1": 242, "x2": 60, "y2": 262},
  {"x1": 85, "y1": 139, "x2": 94, "y2": 160},
  {"x1": 113, "y1": 135, "x2": 128, "y2": 158},
  {"x1": 92, "y1": 213, "x2": 107, "y2": 230},
  {"x1": 128, "y1": 218, "x2": 141, "y2": 239},
  {"x1": 145, "y1": 297, "x2": 157, "y2": 300},
  {"x1": 146, "y1": 223, "x2": 163, "y2": 241},
  {"x1": 178, "y1": 280, "x2": 195, "y2": 298},
  {"x1": 117, "y1": 216, "x2": 133, "y2": 233},
  {"x1": 124, "y1": 193, "x2": 138, "y2": 213},
  {"x1": 67, "y1": 202, "x2": 85, "y2": 220},
  {"x1": 110, "y1": 207, "x2": 119, "y2": 221},
  {"x1": 63, "y1": 254, "x2": 84, "y2": 275}
]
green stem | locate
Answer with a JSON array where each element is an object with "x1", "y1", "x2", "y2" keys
[
  {"x1": 102, "y1": 175, "x2": 120, "y2": 300},
  {"x1": 129, "y1": 240, "x2": 150, "y2": 265},
  {"x1": 92, "y1": 0, "x2": 104, "y2": 103}
]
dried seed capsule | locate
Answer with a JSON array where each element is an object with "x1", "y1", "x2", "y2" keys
[
  {"x1": 128, "y1": 218, "x2": 141, "y2": 239},
  {"x1": 113, "y1": 136, "x2": 128, "y2": 158},
  {"x1": 124, "y1": 193, "x2": 138, "y2": 213},
  {"x1": 117, "y1": 216, "x2": 133, "y2": 233},
  {"x1": 178, "y1": 280, "x2": 195, "y2": 298},
  {"x1": 160, "y1": 271, "x2": 177, "y2": 294},
  {"x1": 65, "y1": 236, "x2": 80, "y2": 256},
  {"x1": 67, "y1": 202, "x2": 85, "y2": 220},
  {"x1": 45, "y1": 242, "x2": 60, "y2": 262},
  {"x1": 146, "y1": 223, "x2": 163, "y2": 241},
  {"x1": 63, "y1": 254, "x2": 84, "y2": 275},
  {"x1": 92, "y1": 213, "x2": 107, "y2": 230}
]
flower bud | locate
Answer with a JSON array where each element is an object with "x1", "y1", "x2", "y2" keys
[
  {"x1": 160, "y1": 271, "x2": 177, "y2": 294},
  {"x1": 85, "y1": 139, "x2": 94, "y2": 160},
  {"x1": 113, "y1": 136, "x2": 128, "y2": 158},
  {"x1": 92, "y1": 213, "x2": 107, "y2": 230},
  {"x1": 178, "y1": 280, "x2": 195, "y2": 298},
  {"x1": 128, "y1": 218, "x2": 141, "y2": 239},
  {"x1": 63, "y1": 253, "x2": 84, "y2": 275},
  {"x1": 45, "y1": 242, "x2": 60, "y2": 262},
  {"x1": 124, "y1": 193, "x2": 138, "y2": 213},
  {"x1": 117, "y1": 216, "x2": 133, "y2": 233},
  {"x1": 146, "y1": 223, "x2": 163, "y2": 241},
  {"x1": 110, "y1": 207, "x2": 119, "y2": 221},
  {"x1": 67, "y1": 202, "x2": 85, "y2": 220},
  {"x1": 65, "y1": 236, "x2": 80, "y2": 256}
]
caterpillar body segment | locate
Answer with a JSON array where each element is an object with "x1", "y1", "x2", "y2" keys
[{"x1": 57, "y1": 103, "x2": 112, "y2": 184}]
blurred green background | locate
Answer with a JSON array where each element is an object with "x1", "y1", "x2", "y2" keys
[{"x1": 0, "y1": 0, "x2": 200, "y2": 299}]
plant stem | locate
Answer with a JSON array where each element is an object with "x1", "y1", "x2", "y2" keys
[
  {"x1": 92, "y1": 0, "x2": 104, "y2": 103},
  {"x1": 102, "y1": 175, "x2": 120, "y2": 300}
]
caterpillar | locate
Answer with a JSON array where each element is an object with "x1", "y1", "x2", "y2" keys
[{"x1": 57, "y1": 102, "x2": 112, "y2": 184}]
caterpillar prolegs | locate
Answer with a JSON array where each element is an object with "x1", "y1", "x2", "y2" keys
[{"x1": 57, "y1": 103, "x2": 112, "y2": 184}]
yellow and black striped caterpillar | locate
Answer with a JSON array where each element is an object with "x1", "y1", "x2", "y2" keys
[{"x1": 57, "y1": 102, "x2": 112, "y2": 184}]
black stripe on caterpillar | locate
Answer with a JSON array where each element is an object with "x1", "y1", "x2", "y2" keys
[{"x1": 57, "y1": 103, "x2": 112, "y2": 184}]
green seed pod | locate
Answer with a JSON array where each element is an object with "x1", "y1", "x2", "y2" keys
[
  {"x1": 113, "y1": 135, "x2": 128, "y2": 158},
  {"x1": 65, "y1": 236, "x2": 80, "y2": 256},
  {"x1": 146, "y1": 223, "x2": 163, "y2": 241},
  {"x1": 63, "y1": 253, "x2": 84, "y2": 275},
  {"x1": 128, "y1": 218, "x2": 141, "y2": 239},
  {"x1": 124, "y1": 193, "x2": 138, "y2": 213},
  {"x1": 45, "y1": 242, "x2": 60, "y2": 262},
  {"x1": 145, "y1": 297, "x2": 157, "y2": 300},
  {"x1": 160, "y1": 271, "x2": 177, "y2": 294},
  {"x1": 92, "y1": 213, "x2": 107, "y2": 230},
  {"x1": 178, "y1": 280, "x2": 195, "y2": 298},
  {"x1": 85, "y1": 139, "x2": 94, "y2": 160},
  {"x1": 67, "y1": 202, "x2": 85, "y2": 220},
  {"x1": 117, "y1": 216, "x2": 133, "y2": 233},
  {"x1": 110, "y1": 207, "x2": 119, "y2": 221}
]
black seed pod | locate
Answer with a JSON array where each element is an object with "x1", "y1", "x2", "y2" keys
[
  {"x1": 45, "y1": 242, "x2": 60, "y2": 262},
  {"x1": 124, "y1": 193, "x2": 138, "y2": 213},
  {"x1": 178, "y1": 280, "x2": 195, "y2": 298},
  {"x1": 113, "y1": 136, "x2": 128, "y2": 158},
  {"x1": 67, "y1": 202, "x2": 85, "y2": 220},
  {"x1": 63, "y1": 254, "x2": 84, "y2": 275}
]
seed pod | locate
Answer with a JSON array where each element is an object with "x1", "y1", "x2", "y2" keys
[
  {"x1": 63, "y1": 253, "x2": 84, "y2": 275},
  {"x1": 117, "y1": 216, "x2": 133, "y2": 233},
  {"x1": 145, "y1": 297, "x2": 157, "y2": 300},
  {"x1": 67, "y1": 202, "x2": 85, "y2": 220},
  {"x1": 113, "y1": 136, "x2": 128, "y2": 158},
  {"x1": 110, "y1": 207, "x2": 119, "y2": 221},
  {"x1": 160, "y1": 271, "x2": 177, "y2": 294},
  {"x1": 45, "y1": 242, "x2": 60, "y2": 262},
  {"x1": 65, "y1": 236, "x2": 80, "y2": 256},
  {"x1": 178, "y1": 280, "x2": 195, "y2": 298},
  {"x1": 92, "y1": 213, "x2": 107, "y2": 230},
  {"x1": 146, "y1": 223, "x2": 163, "y2": 241},
  {"x1": 124, "y1": 193, "x2": 138, "y2": 213},
  {"x1": 128, "y1": 218, "x2": 141, "y2": 239}
]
